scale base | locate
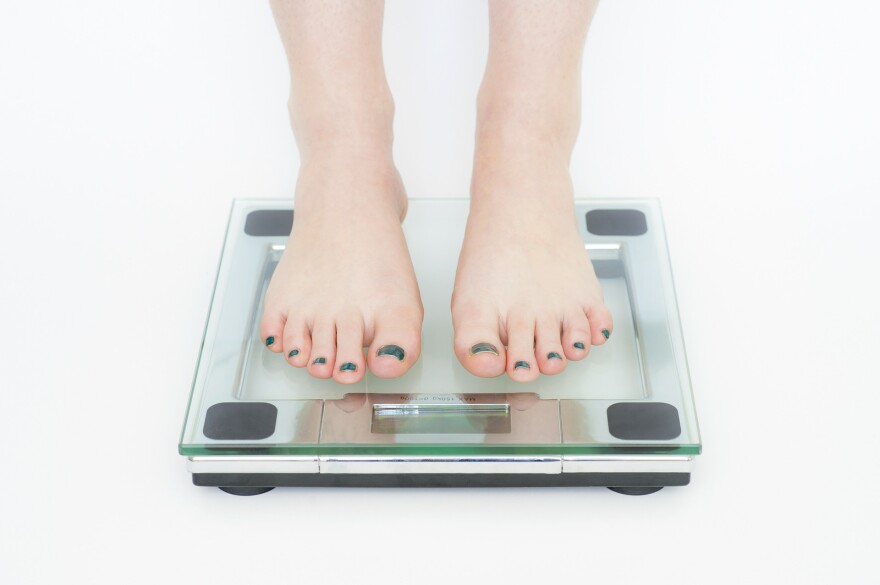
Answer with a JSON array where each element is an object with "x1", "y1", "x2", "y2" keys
[{"x1": 196, "y1": 472, "x2": 689, "y2": 495}]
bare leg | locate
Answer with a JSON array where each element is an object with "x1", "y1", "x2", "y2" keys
[
  {"x1": 452, "y1": 0, "x2": 612, "y2": 381},
  {"x1": 261, "y1": 0, "x2": 423, "y2": 383}
]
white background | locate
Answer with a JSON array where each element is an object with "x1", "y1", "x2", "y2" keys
[{"x1": 1, "y1": 1, "x2": 879, "y2": 583}]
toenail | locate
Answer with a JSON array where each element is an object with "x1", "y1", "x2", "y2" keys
[
  {"x1": 265, "y1": 336, "x2": 275, "y2": 347},
  {"x1": 340, "y1": 362, "x2": 357, "y2": 372},
  {"x1": 601, "y1": 329, "x2": 611, "y2": 340},
  {"x1": 288, "y1": 349, "x2": 299, "y2": 358},
  {"x1": 514, "y1": 361, "x2": 530, "y2": 370},
  {"x1": 470, "y1": 342, "x2": 499, "y2": 356},
  {"x1": 547, "y1": 352, "x2": 562, "y2": 360},
  {"x1": 377, "y1": 345, "x2": 406, "y2": 361},
  {"x1": 312, "y1": 357, "x2": 327, "y2": 365},
  {"x1": 573, "y1": 342, "x2": 586, "y2": 350}
]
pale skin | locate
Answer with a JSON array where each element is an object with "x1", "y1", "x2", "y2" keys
[{"x1": 262, "y1": 0, "x2": 612, "y2": 384}]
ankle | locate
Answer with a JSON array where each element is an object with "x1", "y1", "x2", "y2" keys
[
  {"x1": 470, "y1": 91, "x2": 579, "y2": 215},
  {"x1": 294, "y1": 154, "x2": 407, "y2": 220},
  {"x1": 470, "y1": 125, "x2": 575, "y2": 206},
  {"x1": 290, "y1": 92, "x2": 396, "y2": 162},
  {"x1": 475, "y1": 86, "x2": 580, "y2": 158}
]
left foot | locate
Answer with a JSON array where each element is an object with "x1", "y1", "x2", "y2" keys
[{"x1": 451, "y1": 124, "x2": 613, "y2": 381}]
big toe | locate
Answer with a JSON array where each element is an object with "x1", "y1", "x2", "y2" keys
[
  {"x1": 367, "y1": 311, "x2": 422, "y2": 378},
  {"x1": 452, "y1": 305, "x2": 506, "y2": 378}
]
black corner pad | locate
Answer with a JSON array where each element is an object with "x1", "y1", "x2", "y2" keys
[
  {"x1": 586, "y1": 209, "x2": 648, "y2": 236},
  {"x1": 244, "y1": 209, "x2": 294, "y2": 237},
  {"x1": 203, "y1": 402, "x2": 278, "y2": 440},
  {"x1": 607, "y1": 402, "x2": 681, "y2": 440}
]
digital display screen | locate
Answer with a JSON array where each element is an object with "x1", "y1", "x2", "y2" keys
[{"x1": 371, "y1": 399, "x2": 511, "y2": 434}]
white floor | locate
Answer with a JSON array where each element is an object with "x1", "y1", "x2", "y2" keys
[{"x1": 1, "y1": 1, "x2": 879, "y2": 584}]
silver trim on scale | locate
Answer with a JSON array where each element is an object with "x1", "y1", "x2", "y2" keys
[{"x1": 188, "y1": 455, "x2": 693, "y2": 475}]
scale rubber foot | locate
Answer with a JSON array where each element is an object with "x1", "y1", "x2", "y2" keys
[
  {"x1": 607, "y1": 486, "x2": 664, "y2": 496},
  {"x1": 218, "y1": 486, "x2": 275, "y2": 496}
]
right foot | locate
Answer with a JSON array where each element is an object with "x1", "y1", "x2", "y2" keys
[{"x1": 259, "y1": 152, "x2": 423, "y2": 384}]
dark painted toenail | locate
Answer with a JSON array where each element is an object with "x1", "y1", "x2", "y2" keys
[
  {"x1": 514, "y1": 361, "x2": 530, "y2": 370},
  {"x1": 312, "y1": 357, "x2": 326, "y2": 365},
  {"x1": 574, "y1": 342, "x2": 586, "y2": 350},
  {"x1": 547, "y1": 352, "x2": 562, "y2": 360},
  {"x1": 377, "y1": 345, "x2": 405, "y2": 361},
  {"x1": 265, "y1": 336, "x2": 275, "y2": 347},
  {"x1": 340, "y1": 362, "x2": 357, "y2": 372},
  {"x1": 470, "y1": 342, "x2": 499, "y2": 356},
  {"x1": 288, "y1": 349, "x2": 299, "y2": 358},
  {"x1": 601, "y1": 329, "x2": 611, "y2": 340}
]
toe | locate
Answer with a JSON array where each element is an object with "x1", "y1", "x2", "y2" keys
[
  {"x1": 562, "y1": 310, "x2": 591, "y2": 361},
  {"x1": 505, "y1": 314, "x2": 539, "y2": 383},
  {"x1": 259, "y1": 308, "x2": 285, "y2": 353},
  {"x1": 586, "y1": 301, "x2": 614, "y2": 346},
  {"x1": 535, "y1": 316, "x2": 566, "y2": 375},
  {"x1": 333, "y1": 312, "x2": 366, "y2": 384},
  {"x1": 452, "y1": 304, "x2": 506, "y2": 378},
  {"x1": 307, "y1": 317, "x2": 336, "y2": 379},
  {"x1": 282, "y1": 317, "x2": 311, "y2": 368},
  {"x1": 367, "y1": 310, "x2": 422, "y2": 378}
]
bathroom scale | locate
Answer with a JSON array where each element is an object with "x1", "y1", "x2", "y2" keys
[{"x1": 179, "y1": 198, "x2": 701, "y2": 496}]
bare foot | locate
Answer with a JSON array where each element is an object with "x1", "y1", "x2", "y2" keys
[
  {"x1": 452, "y1": 142, "x2": 613, "y2": 382},
  {"x1": 260, "y1": 150, "x2": 423, "y2": 384},
  {"x1": 265, "y1": 0, "x2": 424, "y2": 384}
]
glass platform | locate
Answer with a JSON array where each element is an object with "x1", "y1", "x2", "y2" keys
[{"x1": 179, "y1": 199, "x2": 701, "y2": 492}]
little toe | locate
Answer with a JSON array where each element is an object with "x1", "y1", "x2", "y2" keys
[
  {"x1": 282, "y1": 317, "x2": 311, "y2": 368},
  {"x1": 505, "y1": 316, "x2": 539, "y2": 383},
  {"x1": 333, "y1": 313, "x2": 366, "y2": 384},
  {"x1": 453, "y1": 306, "x2": 506, "y2": 378},
  {"x1": 367, "y1": 315, "x2": 421, "y2": 379},
  {"x1": 307, "y1": 317, "x2": 336, "y2": 379},
  {"x1": 535, "y1": 317, "x2": 566, "y2": 375},
  {"x1": 586, "y1": 302, "x2": 614, "y2": 346},
  {"x1": 562, "y1": 310, "x2": 592, "y2": 361},
  {"x1": 259, "y1": 309, "x2": 285, "y2": 354}
]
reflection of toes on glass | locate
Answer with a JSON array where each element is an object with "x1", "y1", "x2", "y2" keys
[
  {"x1": 333, "y1": 393, "x2": 366, "y2": 413},
  {"x1": 508, "y1": 392, "x2": 540, "y2": 411},
  {"x1": 377, "y1": 345, "x2": 406, "y2": 361},
  {"x1": 470, "y1": 342, "x2": 499, "y2": 356}
]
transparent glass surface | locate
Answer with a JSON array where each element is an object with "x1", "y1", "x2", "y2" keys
[{"x1": 180, "y1": 199, "x2": 701, "y2": 456}]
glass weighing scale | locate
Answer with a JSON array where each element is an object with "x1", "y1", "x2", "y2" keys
[{"x1": 179, "y1": 198, "x2": 701, "y2": 496}]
